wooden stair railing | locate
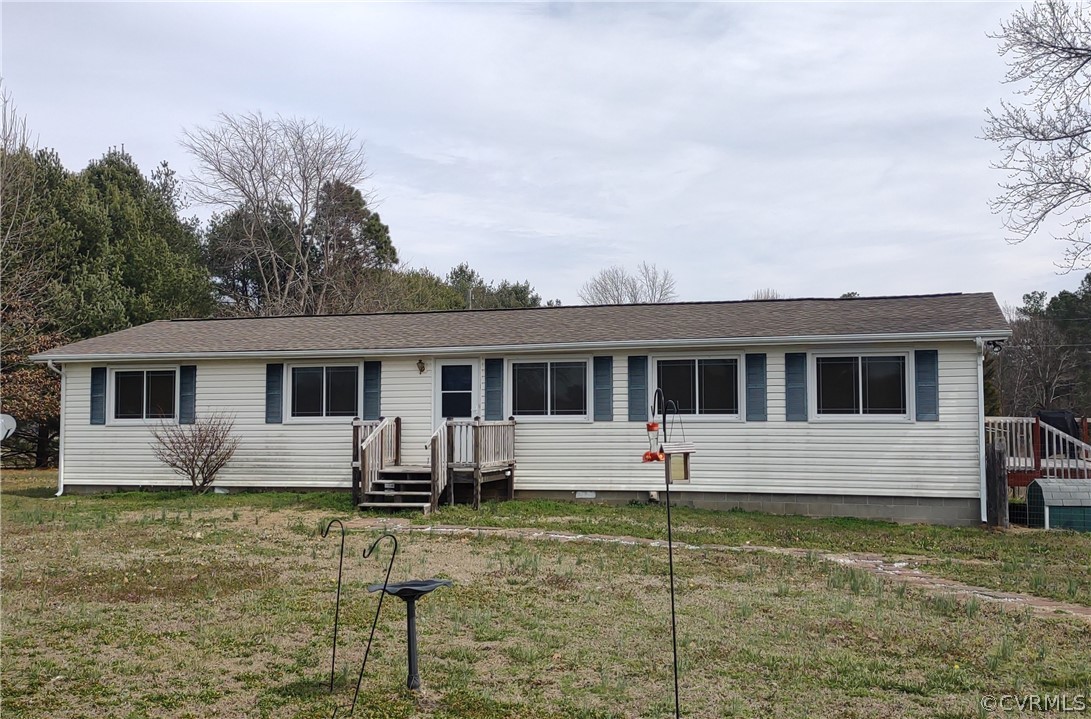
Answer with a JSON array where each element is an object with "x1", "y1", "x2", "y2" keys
[{"x1": 352, "y1": 416, "x2": 394, "y2": 505}]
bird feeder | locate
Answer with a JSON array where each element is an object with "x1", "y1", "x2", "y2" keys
[
  {"x1": 643, "y1": 422, "x2": 664, "y2": 463},
  {"x1": 661, "y1": 442, "x2": 696, "y2": 484}
]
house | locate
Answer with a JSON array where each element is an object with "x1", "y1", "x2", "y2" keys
[{"x1": 32, "y1": 292, "x2": 1010, "y2": 526}]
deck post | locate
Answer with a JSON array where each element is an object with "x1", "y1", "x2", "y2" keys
[
  {"x1": 1032, "y1": 417, "x2": 1042, "y2": 472},
  {"x1": 473, "y1": 417, "x2": 483, "y2": 510},
  {"x1": 429, "y1": 436, "x2": 439, "y2": 513},
  {"x1": 507, "y1": 417, "x2": 516, "y2": 501},
  {"x1": 445, "y1": 418, "x2": 455, "y2": 505},
  {"x1": 359, "y1": 444, "x2": 369, "y2": 506},
  {"x1": 351, "y1": 418, "x2": 361, "y2": 506},
  {"x1": 985, "y1": 443, "x2": 1009, "y2": 528},
  {"x1": 394, "y1": 417, "x2": 402, "y2": 467}
]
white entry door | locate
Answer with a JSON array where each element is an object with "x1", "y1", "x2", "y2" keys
[{"x1": 436, "y1": 361, "x2": 479, "y2": 465}]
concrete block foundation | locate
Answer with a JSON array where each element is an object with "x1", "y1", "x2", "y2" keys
[{"x1": 515, "y1": 489, "x2": 980, "y2": 527}]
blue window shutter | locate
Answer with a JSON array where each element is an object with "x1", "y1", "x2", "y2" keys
[
  {"x1": 265, "y1": 364, "x2": 283, "y2": 424},
  {"x1": 593, "y1": 356, "x2": 613, "y2": 421},
  {"x1": 179, "y1": 365, "x2": 197, "y2": 425},
  {"x1": 785, "y1": 353, "x2": 808, "y2": 421},
  {"x1": 90, "y1": 367, "x2": 106, "y2": 425},
  {"x1": 363, "y1": 361, "x2": 381, "y2": 420},
  {"x1": 915, "y1": 350, "x2": 939, "y2": 421},
  {"x1": 745, "y1": 354, "x2": 767, "y2": 421},
  {"x1": 627, "y1": 356, "x2": 648, "y2": 422},
  {"x1": 484, "y1": 359, "x2": 503, "y2": 420}
]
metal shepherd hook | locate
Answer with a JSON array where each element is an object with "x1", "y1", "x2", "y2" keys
[
  {"x1": 651, "y1": 387, "x2": 682, "y2": 719},
  {"x1": 331, "y1": 533, "x2": 398, "y2": 719},
  {"x1": 321, "y1": 519, "x2": 346, "y2": 693}
]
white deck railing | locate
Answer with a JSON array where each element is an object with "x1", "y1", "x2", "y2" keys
[
  {"x1": 425, "y1": 418, "x2": 517, "y2": 507},
  {"x1": 445, "y1": 418, "x2": 516, "y2": 469},
  {"x1": 985, "y1": 416, "x2": 1091, "y2": 483},
  {"x1": 427, "y1": 421, "x2": 450, "y2": 511}
]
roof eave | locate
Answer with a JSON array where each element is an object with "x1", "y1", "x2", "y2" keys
[{"x1": 30, "y1": 329, "x2": 1013, "y2": 363}]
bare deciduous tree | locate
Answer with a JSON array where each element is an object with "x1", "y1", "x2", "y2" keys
[
  {"x1": 750, "y1": 288, "x2": 784, "y2": 300},
  {"x1": 1, "y1": 85, "x2": 57, "y2": 350},
  {"x1": 578, "y1": 262, "x2": 677, "y2": 304},
  {"x1": 182, "y1": 112, "x2": 374, "y2": 315},
  {"x1": 985, "y1": 0, "x2": 1091, "y2": 270},
  {"x1": 150, "y1": 413, "x2": 241, "y2": 494},
  {"x1": 995, "y1": 311, "x2": 1081, "y2": 415}
]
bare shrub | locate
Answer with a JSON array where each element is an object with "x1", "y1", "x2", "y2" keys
[{"x1": 150, "y1": 412, "x2": 240, "y2": 494}]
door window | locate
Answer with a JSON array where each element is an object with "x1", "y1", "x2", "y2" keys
[{"x1": 441, "y1": 364, "x2": 473, "y2": 418}]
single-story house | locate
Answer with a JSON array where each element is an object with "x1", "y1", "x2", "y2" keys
[{"x1": 32, "y1": 292, "x2": 1010, "y2": 525}]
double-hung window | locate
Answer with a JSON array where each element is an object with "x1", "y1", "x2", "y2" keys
[
  {"x1": 655, "y1": 358, "x2": 739, "y2": 415},
  {"x1": 815, "y1": 355, "x2": 907, "y2": 416},
  {"x1": 291, "y1": 365, "x2": 359, "y2": 418},
  {"x1": 114, "y1": 369, "x2": 176, "y2": 420},
  {"x1": 511, "y1": 360, "x2": 588, "y2": 417}
]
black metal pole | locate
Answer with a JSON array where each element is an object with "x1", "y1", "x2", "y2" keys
[
  {"x1": 405, "y1": 599, "x2": 420, "y2": 690},
  {"x1": 651, "y1": 388, "x2": 682, "y2": 719},
  {"x1": 662, "y1": 396, "x2": 681, "y2": 719}
]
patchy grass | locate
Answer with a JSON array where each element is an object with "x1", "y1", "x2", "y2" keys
[
  {"x1": 2, "y1": 470, "x2": 1089, "y2": 718},
  {"x1": 412, "y1": 498, "x2": 1091, "y2": 607}
]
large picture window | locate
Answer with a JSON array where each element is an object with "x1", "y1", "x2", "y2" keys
[
  {"x1": 656, "y1": 358, "x2": 739, "y2": 415},
  {"x1": 511, "y1": 361, "x2": 587, "y2": 417},
  {"x1": 815, "y1": 355, "x2": 906, "y2": 416},
  {"x1": 291, "y1": 365, "x2": 359, "y2": 418},
  {"x1": 114, "y1": 369, "x2": 176, "y2": 420}
]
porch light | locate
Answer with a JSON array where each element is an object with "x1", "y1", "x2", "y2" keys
[{"x1": 417, "y1": 359, "x2": 426, "y2": 374}]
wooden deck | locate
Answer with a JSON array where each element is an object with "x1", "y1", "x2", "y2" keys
[
  {"x1": 986, "y1": 416, "x2": 1091, "y2": 487},
  {"x1": 353, "y1": 417, "x2": 516, "y2": 512}
]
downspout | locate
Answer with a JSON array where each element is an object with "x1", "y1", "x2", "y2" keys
[
  {"x1": 46, "y1": 360, "x2": 64, "y2": 497},
  {"x1": 975, "y1": 338, "x2": 986, "y2": 523}
]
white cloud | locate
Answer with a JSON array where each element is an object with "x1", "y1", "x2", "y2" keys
[{"x1": 3, "y1": 1, "x2": 1083, "y2": 308}]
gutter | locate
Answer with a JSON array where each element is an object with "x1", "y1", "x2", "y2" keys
[
  {"x1": 975, "y1": 338, "x2": 986, "y2": 523},
  {"x1": 45, "y1": 360, "x2": 64, "y2": 497},
  {"x1": 30, "y1": 329, "x2": 1014, "y2": 364}
]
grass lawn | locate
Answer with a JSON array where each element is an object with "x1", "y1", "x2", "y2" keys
[{"x1": 2, "y1": 470, "x2": 1089, "y2": 718}]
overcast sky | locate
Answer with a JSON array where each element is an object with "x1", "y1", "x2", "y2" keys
[{"x1": 2, "y1": 2, "x2": 1083, "y2": 308}]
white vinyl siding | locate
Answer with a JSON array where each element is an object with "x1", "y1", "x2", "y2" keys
[
  {"x1": 58, "y1": 342, "x2": 983, "y2": 500},
  {"x1": 510, "y1": 344, "x2": 982, "y2": 499},
  {"x1": 61, "y1": 357, "x2": 432, "y2": 489}
]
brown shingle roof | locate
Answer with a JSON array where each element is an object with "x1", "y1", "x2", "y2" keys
[{"x1": 33, "y1": 293, "x2": 1010, "y2": 360}]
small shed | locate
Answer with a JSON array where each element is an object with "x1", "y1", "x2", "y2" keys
[{"x1": 1027, "y1": 478, "x2": 1091, "y2": 532}]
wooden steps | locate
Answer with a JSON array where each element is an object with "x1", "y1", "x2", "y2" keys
[{"x1": 358, "y1": 467, "x2": 433, "y2": 512}]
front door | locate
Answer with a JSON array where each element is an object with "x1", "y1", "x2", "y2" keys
[{"x1": 436, "y1": 361, "x2": 478, "y2": 465}]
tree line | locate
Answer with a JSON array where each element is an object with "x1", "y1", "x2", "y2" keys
[
  {"x1": 987, "y1": 273, "x2": 1091, "y2": 417},
  {"x1": 0, "y1": 100, "x2": 550, "y2": 467}
]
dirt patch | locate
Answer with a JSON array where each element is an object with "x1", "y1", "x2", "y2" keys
[{"x1": 5, "y1": 557, "x2": 279, "y2": 603}]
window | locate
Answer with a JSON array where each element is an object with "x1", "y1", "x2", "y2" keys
[
  {"x1": 655, "y1": 358, "x2": 739, "y2": 415},
  {"x1": 511, "y1": 361, "x2": 587, "y2": 417},
  {"x1": 114, "y1": 369, "x2": 176, "y2": 420},
  {"x1": 440, "y1": 364, "x2": 473, "y2": 418},
  {"x1": 815, "y1": 355, "x2": 906, "y2": 416},
  {"x1": 291, "y1": 365, "x2": 358, "y2": 418}
]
